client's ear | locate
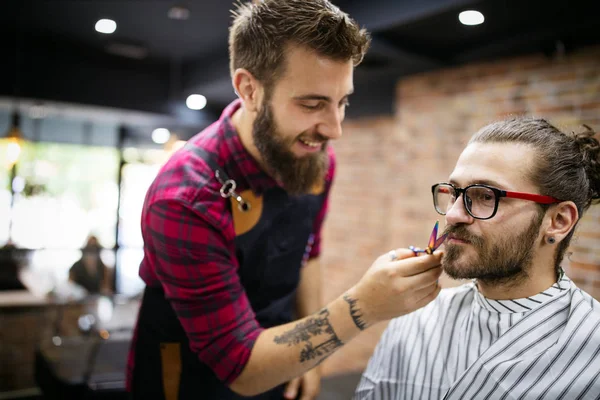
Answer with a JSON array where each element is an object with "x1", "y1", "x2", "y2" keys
[{"x1": 544, "y1": 201, "x2": 578, "y2": 244}]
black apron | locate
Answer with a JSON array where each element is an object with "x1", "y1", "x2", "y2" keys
[{"x1": 130, "y1": 152, "x2": 326, "y2": 399}]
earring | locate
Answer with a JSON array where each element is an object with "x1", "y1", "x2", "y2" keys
[{"x1": 547, "y1": 237, "x2": 556, "y2": 244}]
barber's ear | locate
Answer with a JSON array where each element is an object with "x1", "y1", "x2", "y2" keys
[
  {"x1": 545, "y1": 201, "x2": 579, "y2": 243},
  {"x1": 231, "y1": 68, "x2": 264, "y2": 113}
]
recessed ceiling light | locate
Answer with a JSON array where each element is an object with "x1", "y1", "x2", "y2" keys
[
  {"x1": 152, "y1": 128, "x2": 171, "y2": 144},
  {"x1": 186, "y1": 94, "x2": 207, "y2": 110},
  {"x1": 168, "y1": 6, "x2": 190, "y2": 20},
  {"x1": 95, "y1": 19, "x2": 117, "y2": 34},
  {"x1": 105, "y1": 42, "x2": 148, "y2": 59},
  {"x1": 459, "y1": 10, "x2": 484, "y2": 26}
]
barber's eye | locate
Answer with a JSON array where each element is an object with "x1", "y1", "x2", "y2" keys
[{"x1": 302, "y1": 103, "x2": 323, "y2": 110}]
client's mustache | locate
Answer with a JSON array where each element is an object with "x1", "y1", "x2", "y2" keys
[{"x1": 443, "y1": 225, "x2": 484, "y2": 247}]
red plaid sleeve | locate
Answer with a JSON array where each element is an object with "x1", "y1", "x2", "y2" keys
[{"x1": 145, "y1": 199, "x2": 264, "y2": 384}]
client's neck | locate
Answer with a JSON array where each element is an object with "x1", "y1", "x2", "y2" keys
[{"x1": 477, "y1": 255, "x2": 558, "y2": 300}]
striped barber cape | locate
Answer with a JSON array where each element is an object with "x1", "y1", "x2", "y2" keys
[{"x1": 354, "y1": 275, "x2": 600, "y2": 400}]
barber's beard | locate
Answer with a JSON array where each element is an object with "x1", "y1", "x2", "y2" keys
[
  {"x1": 442, "y1": 211, "x2": 544, "y2": 286},
  {"x1": 252, "y1": 101, "x2": 328, "y2": 196}
]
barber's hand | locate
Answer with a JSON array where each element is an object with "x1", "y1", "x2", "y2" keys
[
  {"x1": 283, "y1": 367, "x2": 320, "y2": 400},
  {"x1": 349, "y1": 248, "x2": 443, "y2": 327}
]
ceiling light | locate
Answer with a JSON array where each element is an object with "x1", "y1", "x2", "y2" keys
[
  {"x1": 105, "y1": 42, "x2": 148, "y2": 59},
  {"x1": 4, "y1": 112, "x2": 25, "y2": 168},
  {"x1": 152, "y1": 128, "x2": 171, "y2": 144},
  {"x1": 6, "y1": 141, "x2": 21, "y2": 167},
  {"x1": 168, "y1": 6, "x2": 191, "y2": 20},
  {"x1": 186, "y1": 94, "x2": 207, "y2": 110},
  {"x1": 459, "y1": 10, "x2": 484, "y2": 26},
  {"x1": 95, "y1": 19, "x2": 117, "y2": 34}
]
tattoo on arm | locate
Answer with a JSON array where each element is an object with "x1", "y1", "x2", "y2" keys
[
  {"x1": 273, "y1": 308, "x2": 343, "y2": 363},
  {"x1": 343, "y1": 293, "x2": 367, "y2": 331}
]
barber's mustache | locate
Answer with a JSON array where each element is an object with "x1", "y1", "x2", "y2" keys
[
  {"x1": 297, "y1": 132, "x2": 329, "y2": 143},
  {"x1": 443, "y1": 225, "x2": 484, "y2": 247}
]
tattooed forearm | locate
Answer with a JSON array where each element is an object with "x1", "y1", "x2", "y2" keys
[
  {"x1": 299, "y1": 336, "x2": 343, "y2": 363},
  {"x1": 343, "y1": 293, "x2": 367, "y2": 331},
  {"x1": 274, "y1": 308, "x2": 343, "y2": 363}
]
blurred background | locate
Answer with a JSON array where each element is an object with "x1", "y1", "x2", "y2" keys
[{"x1": 0, "y1": 0, "x2": 598, "y2": 399}]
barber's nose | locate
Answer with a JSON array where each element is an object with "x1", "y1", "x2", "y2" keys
[
  {"x1": 319, "y1": 109, "x2": 343, "y2": 140},
  {"x1": 445, "y1": 194, "x2": 473, "y2": 226}
]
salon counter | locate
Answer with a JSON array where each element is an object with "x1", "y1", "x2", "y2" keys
[{"x1": 0, "y1": 292, "x2": 139, "y2": 392}]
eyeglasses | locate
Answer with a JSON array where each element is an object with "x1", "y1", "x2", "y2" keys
[{"x1": 431, "y1": 183, "x2": 561, "y2": 220}]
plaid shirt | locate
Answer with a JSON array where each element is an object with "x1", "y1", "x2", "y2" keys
[{"x1": 126, "y1": 99, "x2": 335, "y2": 388}]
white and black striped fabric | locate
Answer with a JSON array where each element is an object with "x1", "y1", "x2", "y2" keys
[{"x1": 354, "y1": 276, "x2": 600, "y2": 400}]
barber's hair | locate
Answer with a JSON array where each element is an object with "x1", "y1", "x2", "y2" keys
[
  {"x1": 469, "y1": 117, "x2": 600, "y2": 269},
  {"x1": 228, "y1": 0, "x2": 370, "y2": 90}
]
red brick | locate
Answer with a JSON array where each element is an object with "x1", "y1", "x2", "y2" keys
[
  {"x1": 579, "y1": 101, "x2": 600, "y2": 110},
  {"x1": 566, "y1": 261, "x2": 600, "y2": 271}
]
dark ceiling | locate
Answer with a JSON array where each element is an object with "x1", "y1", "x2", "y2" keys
[{"x1": 0, "y1": 0, "x2": 597, "y2": 138}]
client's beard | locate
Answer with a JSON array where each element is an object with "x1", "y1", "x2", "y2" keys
[{"x1": 442, "y1": 212, "x2": 544, "y2": 286}]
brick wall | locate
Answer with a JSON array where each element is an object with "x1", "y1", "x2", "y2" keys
[{"x1": 320, "y1": 45, "x2": 600, "y2": 377}]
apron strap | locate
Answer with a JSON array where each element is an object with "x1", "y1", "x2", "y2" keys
[{"x1": 187, "y1": 145, "x2": 251, "y2": 212}]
